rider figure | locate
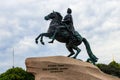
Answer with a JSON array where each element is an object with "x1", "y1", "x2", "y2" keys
[
  {"x1": 49, "y1": 8, "x2": 75, "y2": 43},
  {"x1": 62, "y1": 8, "x2": 75, "y2": 34}
]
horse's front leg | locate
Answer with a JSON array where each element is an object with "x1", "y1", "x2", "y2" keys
[
  {"x1": 48, "y1": 28, "x2": 60, "y2": 43},
  {"x1": 35, "y1": 34, "x2": 42, "y2": 44},
  {"x1": 48, "y1": 30, "x2": 57, "y2": 43},
  {"x1": 39, "y1": 33, "x2": 53, "y2": 45},
  {"x1": 40, "y1": 34, "x2": 45, "y2": 45},
  {"x1": 35, "y1": 33, "x2": 45, "y2": 45}
]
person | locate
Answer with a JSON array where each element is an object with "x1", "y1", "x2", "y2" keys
[{"x1": 62, "y1": 8, "x2": 75, "y2": 34}]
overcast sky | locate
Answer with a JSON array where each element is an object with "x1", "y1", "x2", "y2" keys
[{"x1": 0, "y1": 0, "x2": 120, "y2": 73}]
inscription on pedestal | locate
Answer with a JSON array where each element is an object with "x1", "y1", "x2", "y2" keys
[{"x1": 42, "y1": 64, "x2": 68, "y2": 73}]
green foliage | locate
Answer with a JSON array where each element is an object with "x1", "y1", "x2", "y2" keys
[
  {"x1": 0, "y1": 67, "x2": 34, "y2": 80},
  {"x1": 96, "y1": 61, "x2": 120, "y2": 78}
]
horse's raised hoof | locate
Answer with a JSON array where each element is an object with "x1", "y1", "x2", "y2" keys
[
  {"x1": 41, "y1": 43, "x2": 45, "y2": 45},
  {"x1": 35, "y1": 40, "x2": 38, "y2": 44},
  {"x1": 41, "y1": 42, "x2": 45, "y2": 45}
]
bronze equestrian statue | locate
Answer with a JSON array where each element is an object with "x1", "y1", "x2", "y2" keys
[{"x1": 35, "y1": 8, "x2": 98, "y2": 64}]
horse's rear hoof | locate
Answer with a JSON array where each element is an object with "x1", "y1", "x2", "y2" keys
[{"x1": 72, "y1": 57, "x2": 76, "y2": 59}]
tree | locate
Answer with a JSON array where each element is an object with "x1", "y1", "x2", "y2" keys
[
  {"x1": 0, "y1": 67, "x2": 34, "y2": 80},
  {"x1": 108, "y1": 61, "x2": 120, "y2": 77},
  {"x1": 96, "y1": 61, "x2": 120, "y2": 78}
]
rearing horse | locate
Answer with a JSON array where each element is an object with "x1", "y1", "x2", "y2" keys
[{"x1": 35, "y1": 11, "x2": 98, "y2": 64}]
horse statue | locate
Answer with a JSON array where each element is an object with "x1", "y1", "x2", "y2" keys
[{"x1": 35, "y1": 11, "x2": 98, "y2": 64}]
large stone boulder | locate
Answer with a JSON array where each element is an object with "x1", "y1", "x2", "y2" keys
[{"x1": 25, "y1": 56, "x2": 120, "y2": 80}]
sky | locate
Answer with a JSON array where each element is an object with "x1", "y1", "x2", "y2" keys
[{"x1": 0, "y1": 0, "x2": 120, "y2": 73}]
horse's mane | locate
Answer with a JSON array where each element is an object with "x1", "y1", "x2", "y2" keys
[{"x1": 55, "y1": 12, "x2": 63, "y2": 21}]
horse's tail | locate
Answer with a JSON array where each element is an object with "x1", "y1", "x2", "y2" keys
[{"x1": 82, "y1": 38, "x2": 98, "y2": 63}]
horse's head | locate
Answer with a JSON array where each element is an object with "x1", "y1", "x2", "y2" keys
[{"x1": 44, "y1": 11, "x2": 62, "y2": 21}]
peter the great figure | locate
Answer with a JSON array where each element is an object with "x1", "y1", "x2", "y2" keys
[{"x1": 35, "y1": 8, "x2": 98, "y2": 64}]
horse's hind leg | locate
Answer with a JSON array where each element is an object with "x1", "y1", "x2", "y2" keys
[
  {"x1": 72, "y1": 46, "x2": 81, "y2": 59},
  {"x1": 66, "y1": 43, "x2": 75, "y2": 57},
  {"x1": 67, "y1": 40, "x2": 81, "y2": 58}
]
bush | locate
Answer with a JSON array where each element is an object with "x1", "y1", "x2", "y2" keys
[
  {"x1": 0, "y1": 67, "x2": 34, "y2": 80},
  {"x1": 96, "y1": 61, "x2": 120, "y2": 78}
]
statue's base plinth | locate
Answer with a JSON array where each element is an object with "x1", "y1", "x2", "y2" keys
[{"x1": 25, "y1": 56, "x2": 120, "y2": 80}]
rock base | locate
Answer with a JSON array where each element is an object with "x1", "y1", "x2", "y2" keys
[{"x1": 25, "y1": 56, "x2": 120, "y2": 80}]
